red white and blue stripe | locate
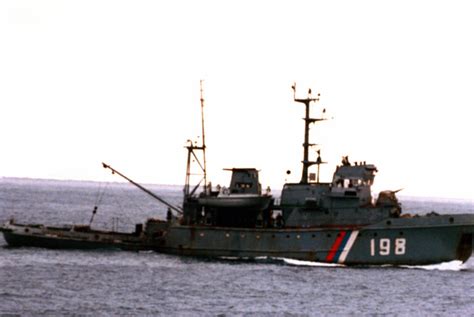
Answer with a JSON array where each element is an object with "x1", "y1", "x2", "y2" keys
[{"x1": 325, "y1": 230, "x2": 359, "y2": 264}]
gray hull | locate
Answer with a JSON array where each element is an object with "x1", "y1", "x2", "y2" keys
[
  {"x1": 0, "y1": 223, "x2": 151, "y2": 251},
  {"x1": 2, "y1": 214, "x2": 473, "y2": 265},
  {"x1": 155, "y1": 214, "x2": 474, "y2": 265}
]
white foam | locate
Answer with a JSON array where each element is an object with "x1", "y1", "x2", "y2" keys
[
  {"x1": 401, "y1": 260, "x2": 466, "y2": 271},
  {"x1": 281, "y1": 258, "x2": 344, "y2": 267},
  {"x1": 254, "y1": 256, "x2": 269, "y2": 260},
  {"x1": 218, "y1": 256, "x2": 269, "y2": 261},
  {"x1": 281, "y1": 258, "x2": 469, "y2": 270}
]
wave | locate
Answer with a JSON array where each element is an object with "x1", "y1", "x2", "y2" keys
[
  {"x1": 400, "y1": 260, "x2": 467, "y2": 271},
  {"x1": 278, "y1": 258, "x2": 468, "y2": 271},
  {"x1": 280, "y1": 258, "x2": 344, "y2": 267}
]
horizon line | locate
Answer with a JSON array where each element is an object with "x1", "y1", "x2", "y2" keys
[{"x1": 2, "y1": 176, "x2": 473, "y2": 202}]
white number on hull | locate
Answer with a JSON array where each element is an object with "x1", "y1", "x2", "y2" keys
[
  {"x1": 370, "y1": 238, "x2": 406, "y2": 256},
  {"x1": 394, "y1": 238, "x2": 406, "y2": 255}
]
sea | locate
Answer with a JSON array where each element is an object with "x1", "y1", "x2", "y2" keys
[{"x1": 1, "y1": 178, "x2": 473, "y2": 316}]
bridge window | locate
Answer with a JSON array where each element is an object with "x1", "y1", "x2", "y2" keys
[{"x1": 236, "y1": 182, "x2": 252, "y2": 189}]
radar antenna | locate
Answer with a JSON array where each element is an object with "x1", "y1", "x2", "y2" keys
[{"x1": 315, "y1": 149, "x2": 327, "y2": 183}]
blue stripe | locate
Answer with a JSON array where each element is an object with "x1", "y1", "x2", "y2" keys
[{"x1": 333, "y1": 230, "x2": 352, "y2": 263}]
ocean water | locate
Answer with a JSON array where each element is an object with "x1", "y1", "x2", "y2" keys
[{"x1": 1, "y1": 178, "x2": 473, "y2": 316}]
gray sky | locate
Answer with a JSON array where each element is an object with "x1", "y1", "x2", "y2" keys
[{"x1": 1, "y1": 1, "x2": 474, "y2": 199}]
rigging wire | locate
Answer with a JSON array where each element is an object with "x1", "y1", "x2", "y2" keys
[
  {"x1": 89, "y1": 176, "x2": 112, "y2": 226},
  {"x1": 91, "y1": 171, "x2": 163, "y2": 231},
  {"x1": 94, "y1": 181, "x2": 110, "y2": 208},
  {"x1": 109, "y1": 183, "x2": 155, "y2": 231}
]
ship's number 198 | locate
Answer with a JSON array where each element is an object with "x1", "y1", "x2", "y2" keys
[{"x1": 370, "y1": 238, "x2": 406, "y2": 256}]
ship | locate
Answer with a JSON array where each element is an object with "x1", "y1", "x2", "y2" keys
[{"x1": 1, "y1": 83, "x2": 473, "y2": 265}]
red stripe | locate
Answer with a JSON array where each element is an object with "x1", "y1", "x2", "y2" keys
[{"x1": 325, "y1": 231, "x2": 347, "y2": 262}]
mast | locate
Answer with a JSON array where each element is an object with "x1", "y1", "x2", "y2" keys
[
  {"x1": 184, "y1": 81, "x2": 208, "y2": 197},
  {"x1": 291, "y1": 83, "x2": 326, "y2": 184},
  {"x1": 200, "y1": 80, "x2": 208, "y2": 193}
]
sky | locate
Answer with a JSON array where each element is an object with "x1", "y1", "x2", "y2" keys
[{"x1": 1, "y1": 1, "x2": 474, "y2": 200}]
